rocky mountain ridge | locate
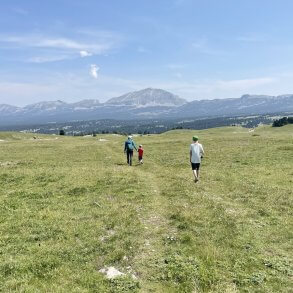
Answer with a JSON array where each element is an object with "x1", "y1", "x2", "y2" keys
[{"x1": 0, "y1": 88, "x2": 292, "y2": 125}]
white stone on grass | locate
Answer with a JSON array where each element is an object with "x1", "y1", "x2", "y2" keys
[
  {"x1": 99, "y1": 266, "x2": 138, "y2": 280},
  {"x1": 99, "y1": 267, "x2": 125, "y2": 279}
]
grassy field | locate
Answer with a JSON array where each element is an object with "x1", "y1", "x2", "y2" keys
[{"x1": 0, "y1": 126, "x2": 292, "y2": 292}]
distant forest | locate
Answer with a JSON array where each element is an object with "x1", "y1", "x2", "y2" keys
[
  {"x1": 272, "y1": 116, "x2": 293, "y2": 127},
  {"x1": 0, "y1": 113, "x2": 286, "y2": 136}
]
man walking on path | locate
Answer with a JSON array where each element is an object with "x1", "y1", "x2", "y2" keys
[
  {"x1": 190, "y1": 136, "x2": 204, "y2": 182},
  {"x1": 124, "y1": 136, "x2": 137, "y2": 166}
]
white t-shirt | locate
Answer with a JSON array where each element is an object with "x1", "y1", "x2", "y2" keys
[{"x1": 190, "y1": 142, "x2": 204, "y2": 163}]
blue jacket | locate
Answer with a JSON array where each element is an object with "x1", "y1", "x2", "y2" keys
[{"x1": 124, "y1": 138, "x2": 137, "y2": 151}]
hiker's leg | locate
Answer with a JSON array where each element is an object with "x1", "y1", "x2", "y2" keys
[
  {"x1": 191, "y1": 163, "x2": 198, "y2": 181},
  {"x1": 127, "y1": 150, "x2": 130, "y2": 164},
  {"x1": 196, "y1": 164, "x2": 201, "y2": 180},
  {"x1": 197, "y1": 169, "x2": 200, "y2": 179},
  {"x1": 129, "y1": 151, "x2": 132, "y2": 165},
  {"x1": 192, "y1": 170, "x2": 198, "y2": 180}
]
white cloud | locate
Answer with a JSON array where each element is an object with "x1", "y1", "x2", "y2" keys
[
  {"x1": 80, "y1": 50, "x2": 92, "y2": 57},
  {"x1": 0, "y1": 32, "x2": 120, "y2": 63},
  {"x1": 36, "y1": 38, "x2": 109, "y2": 52},
  {"x1": 0, "y1": 33, "x2": 118, "y2": 57},
  {"x1": 90, "y1": 64, "x2": 99, "y2": 79}
]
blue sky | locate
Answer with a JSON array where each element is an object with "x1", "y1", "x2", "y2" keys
[{"x1": 1, "y1": 0, "x2": 293, "y2": 106}]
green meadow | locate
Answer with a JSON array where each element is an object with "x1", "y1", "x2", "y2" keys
[{"x1": 0, "y1": 125, "x2": 292, "y2": 292}]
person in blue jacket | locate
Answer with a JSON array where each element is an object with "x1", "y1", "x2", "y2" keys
[{"x1": 124, "y1": 136, "x2": 137, "y2": 166}]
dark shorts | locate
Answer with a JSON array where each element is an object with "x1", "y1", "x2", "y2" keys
[
  {"x1": 138, "y1": 156, "x2": 143, "y2": 160},
  {"x1": 191, "y1": 163, "x2": 200, "y2": 170}
]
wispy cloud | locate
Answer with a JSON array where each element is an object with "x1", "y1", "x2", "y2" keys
[
  {"x1": 27, "y1": 55, "x2": 72, "y2": 63},
  {"x1": 0, "y1": 31, "x2": 120, "y2": 63},
  {"x1": 90, "y1": 64, "x2": 99, "y2": 79},
  {"x1": 80, "y1": 50, "x2": 92, "y2": 57},
  {"x1": 0, "y1": 35, "x2": 110, "y2": 52}
]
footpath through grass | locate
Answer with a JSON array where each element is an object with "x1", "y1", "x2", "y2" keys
[{"x1": 0, "y1": 126, "x2": 292, "y2": 292}]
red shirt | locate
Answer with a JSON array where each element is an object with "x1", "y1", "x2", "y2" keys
[{"x1": 138, "y1": 148, "x2": 144, "y2": 156}]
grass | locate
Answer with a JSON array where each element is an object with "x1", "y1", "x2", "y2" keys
[{"x1": 0, "y1": 125, "x2": 292, "y2": 292}]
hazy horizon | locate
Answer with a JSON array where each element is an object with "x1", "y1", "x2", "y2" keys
[{"x1": 1, "y1": 0, "x2": 293, "y2": 106}]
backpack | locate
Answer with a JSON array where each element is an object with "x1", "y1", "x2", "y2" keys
[{"x1": 126, "y1": 140, "x2": 133, "y2": 150}]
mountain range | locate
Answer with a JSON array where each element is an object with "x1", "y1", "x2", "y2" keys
[{"x1": 0, "y1": 88, "x2": 292, "y2": 126}]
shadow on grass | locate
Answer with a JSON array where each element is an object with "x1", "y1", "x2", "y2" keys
[{"x1": 115, "y1": 162, "x2": 143, "y2": 167}]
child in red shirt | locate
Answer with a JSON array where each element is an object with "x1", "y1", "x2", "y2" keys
[{"x1": 138, "y1": 145, "x2": 144, "y2": 164}]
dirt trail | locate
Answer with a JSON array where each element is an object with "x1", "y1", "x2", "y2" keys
[{"x1": 129, "y1": 162, "x2": 179, "y2": 290}]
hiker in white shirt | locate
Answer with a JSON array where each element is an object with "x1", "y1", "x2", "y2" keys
[{"x1": 190, "y1": 136, "x2": 204, "y2": 182}]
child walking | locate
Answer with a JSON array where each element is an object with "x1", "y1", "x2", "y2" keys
[
  {"x1": 138, "y1": 145, "x2": 144, "y2": 164},
  {"x1": 190, "y1": 136, "x2": 204, "y2": 182}
]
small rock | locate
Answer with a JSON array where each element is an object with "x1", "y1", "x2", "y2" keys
[
  {"x1": 99, "y1": 266, "x2": 138, "y2": 280},
  {"x1": 99, "y1": 267, "x2": 125, "y2": 279}
]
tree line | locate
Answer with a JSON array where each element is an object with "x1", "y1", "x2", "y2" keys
[{"x1": 272, "y1": 117, "x2": 293, "y2": 127}]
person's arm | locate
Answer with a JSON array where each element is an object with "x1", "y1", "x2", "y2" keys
[
  {"x1": 133, "y1": 141, "x2": 138, "y2": 151},
  {"x1": 124, "y1": 141, "x2": 127, "y2": 152},
  {"x1": 200, "y1": 145, "x2": 205, "y2": 158},
  {"x1": 189, "y1": 147, "x2": 192, "y2": 162}
]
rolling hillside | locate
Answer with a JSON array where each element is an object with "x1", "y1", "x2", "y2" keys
[{"x1": 0, "y1": 126, "x2": 292, "y2": 292}]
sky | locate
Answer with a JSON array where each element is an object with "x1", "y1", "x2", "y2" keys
[{"x1": 1, "y1": 0, "x2": 293, "y2": 106}]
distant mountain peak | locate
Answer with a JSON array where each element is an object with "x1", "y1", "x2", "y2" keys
[
  {"x1": 106, "y1": 88, "x2": 187, "y2": 107},
  {"x1": 0, "y1": 90, "x2": 292, "y2": 126}
]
